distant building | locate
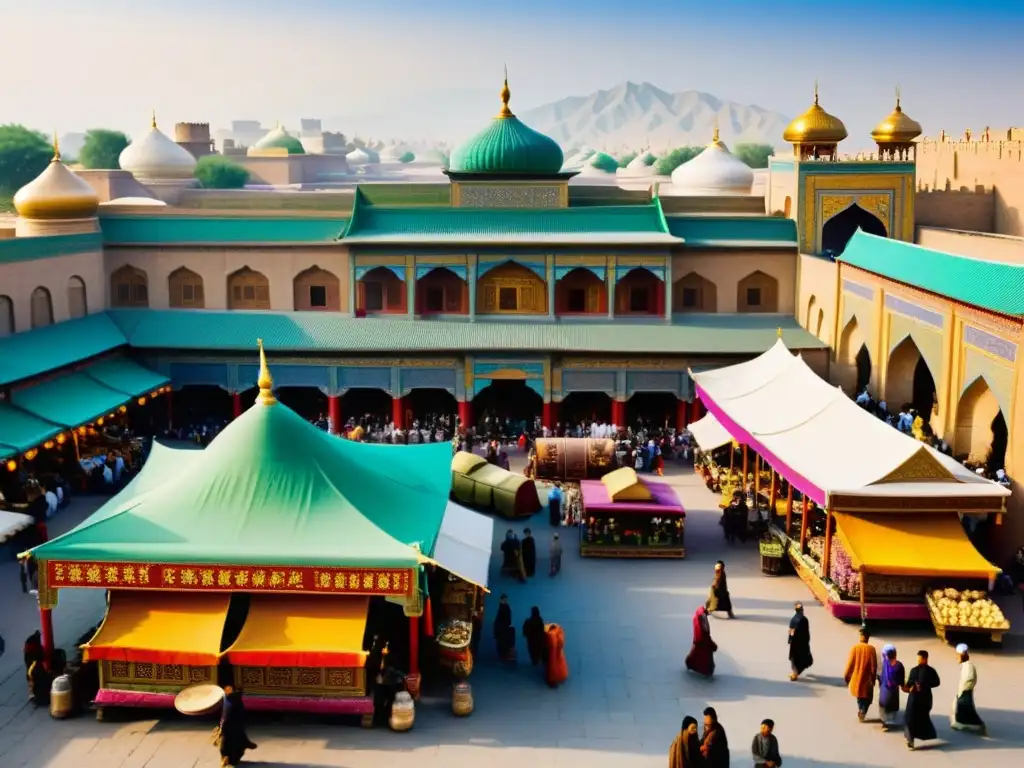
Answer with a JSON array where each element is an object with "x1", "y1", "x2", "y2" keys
[{"x1": 174, "y1": 123, "x2": 216, "y2": 159}]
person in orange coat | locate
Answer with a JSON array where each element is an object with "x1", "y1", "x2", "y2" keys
[
  {"x1": 843, "y1": 625, "x2": 879, "y2": 722},
  {"x1": 544, "y1": 623, "x2": 569, "y2": 688}
]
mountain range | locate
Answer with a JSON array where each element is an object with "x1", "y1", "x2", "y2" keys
[{"x1": 518, "y1": 81, "x2": 791, "y2": 153}]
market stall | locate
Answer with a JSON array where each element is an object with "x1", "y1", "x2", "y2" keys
[
  {"x1": 531, "y1": 438, "x2": 617, "y2": 480},
  {"x1": 451, "y1": 451, "x2": 540, "y2": 518},
  {"x1": 580, "y1": 467, "x2": 685, "y2": 558}
]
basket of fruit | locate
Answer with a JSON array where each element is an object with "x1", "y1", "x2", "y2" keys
[
  {"x1": 759, "y1": 537, "x2": 785, "y2": 575},
  {"x1": 926, "y1": 588, "x2": 1010, "y2": 645},
  {"x1": 436, "y1": 619, "x2": 473, "y2": 650}
]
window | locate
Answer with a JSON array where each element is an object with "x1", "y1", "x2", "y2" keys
[
  {"x1": 111, "y1": 266, "x2": 149, "y2": 308},
  {"x1": 67, "y1": 277, "x2": 87, "y2": 318},
  {"x1": 309, "y1": 285, "x2": 327, "y2": 308},
  {"x1": 30, "y1": 287, "x2": 53, "y2": 328},
  {"x1": 0, "y1": 295, "x2": 14, "y2": 337},
  {"x1": 182, "y1": 284, "x2": 195, "y2": 302},
  {"x1": 746, "y1": 287, "x2": 762, "y2": 307},
  {"x1": 425, "y1": 287, "x2": 444, "y2": 313},
  {"x1": 567, "y1": 288, "x2": 586, "y2": 313},
  {"x1": 364, "y1": 282, "x2": 384, "y2": 311},
  {"x1": 169, "y1": 268, "x2": 204, "y2": 308},
  {"x1": 682, "y1": 288, "x2": 699, "y2": 309},
  {"x1": 227, "y1": 267, "x2": 270, "y2": 309},
  {"x1": 498, "y1": 287, "x2": 518, "y2": 311},
  {"x1": 629, "y1": 286, "x2": 650, "y2": 313}
]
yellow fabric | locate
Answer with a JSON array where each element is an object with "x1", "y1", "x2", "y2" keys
[
  {"x1": 601, "y1": 467, "x2": 653, "y2": 502},
  {"x1": 83, "y1": 591, "x2": 229, "y2": 664},
  {"x1": 833, "y1": 512, "x2": 1000, "y2": 578},
  {"x1": 225, "y1": 595, "x2": 370, "y2": 663},
  {"x1": 451, "y1": 451, "x2": 487, "y2": 475}
]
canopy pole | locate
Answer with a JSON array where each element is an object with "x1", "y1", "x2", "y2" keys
[
  {"x1": 769, "y1": 469, "x2": 778, "y2": 521},
  {"x1": 822, "y1": 507, "x2": 834, "y2": 580},
  {"x1": 742, "y1": 445, "x2": 749, "y2": 496},
  {"x1": 232, "y1": 392, "x2": 242, "y2": 419},
  {"x1": 406, "y1": 615, "x2": 420, "y2": 700},
  {"x1": 40, "y1": 606, "x2": 55, "y2": 672},
  {"x1": 784, "y1": 485, "x2": 794, "y2": 537},
  {"x1": 729, "y1": 445, "x2": 735, "y2": 474},
  {"x1": 799, "y1": 497, "x2": 810, "y2": 552},
  {"x1": 859, "y1": 571, "x2": 866, "y2": 621},
  {"x1": 754, "y1": 455, "x2": 761, "y2": 503}
]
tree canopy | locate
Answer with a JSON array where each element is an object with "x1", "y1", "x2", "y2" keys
[
  {"x1": 194, "y1": 155, "x2": 250, "y2": 190},
  {"x1": 79, "y1": 129, "x2": 130, "y2": 169},
  {"x1": 733, "y1": 143, "x2": 775, "y2": 169},
  {"x1": 617, "y1": 152, "x2": 637, "y2": 168},
  {"x1": 0, "y1": 125, "x2": 52, "y2": 205},
  {"x1": 653, "y1": 146, "x2": 703, "y2": 176},
  {"x1": 588, "y1": 152, "x2": 619, "y2": 173},
  {"x1": 398, "y1": 151, "x2": 415, "y2": 163}
]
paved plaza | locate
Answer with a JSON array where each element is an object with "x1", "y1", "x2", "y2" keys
[{"x1": 1, "y1": 458, "x2": 1022, "y2": 768}]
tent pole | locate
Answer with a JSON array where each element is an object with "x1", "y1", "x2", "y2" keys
[
  {"x1": 407, "y1": 614, "x2": 421, "y2": 699},
  {"x1": 859, "y1": 571, "x2": 867, "y2": 621},
  {"x1": 729, "y1": 445, "x2": 735, "y2": 474},
  {"x1": 784, "y1": 485, "x2": 794, "y2": 537},
  {"x1": 754, "y1": 455, "x2": 761, "y2": 502},
  {"x1": 40, "y1": 606, "x2": 55, "y2": 672},
  {"x1": 822, "y1": 507, "x2": 834, "y2": 580},
  {"x1": 799, "y1": 497, "x2": 810, "y2": 552},
  {"x1": 742, "y1": 445, "x2": 749, "y2": 495},
  {"x1": 769, "y1": 469, "x2": 778, "y2": 520}
]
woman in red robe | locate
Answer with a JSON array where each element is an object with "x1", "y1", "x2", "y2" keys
[
  {"x1": 685, "y1": 606, "x2": 717, "y2": 678},
  {"x1": 544, "y1": 624, "x2": 569, "y2": 688}
]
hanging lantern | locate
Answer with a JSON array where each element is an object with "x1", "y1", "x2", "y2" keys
[
  {"x1": 6, "y1": 460, "x2": 16, "y2": 472},
  {"x1": 24, "y1": 449, "x2": 38, "y2": 461},
  {"x1": 55, "y1": 433, "x2": 66, "y2": 445},
  {"x1": 77, "y1": 426, "x2": 87, "y2": 436},
  {"x1": 43, "y1": 441, "x2": 55, "y2": 450},
  {"x1": 108, "y1": 412, "x2": 115, "y2": 419},
  {"x1": 137, "y1": 397, "x2": 147, "y2": 406},
  {"x1": 96, "y1": 417, "x2": 104, "y2": 426},
  {"x1": 119, "y1": 405, "x2": 128, "y2": 413},
  {"x1": 150, "y1": 391, "x2": 159, "y2": 399}
]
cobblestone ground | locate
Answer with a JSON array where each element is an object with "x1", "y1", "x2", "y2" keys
[{"x1": 1, "y1": 457, "x2": 1022, "y2": 767}]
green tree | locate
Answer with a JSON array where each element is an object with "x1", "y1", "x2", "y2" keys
[
  {"x1": 79, "y1": 129, "x2": 130, "y2": 169},
  {"x1": 618, "y1": 152, "x2": 637, "y2": 168},
  {"x1": 589, "y1": 152, "x2": 619, "y2": 173},
  {"x1": 398, "y1": 151, "x2": 415, "y2": 163},
  {"x1": 733, "y1": 142, "x2": 775, "y2": 169},
  {"x1": 0, "y1": 124, "x2": 51, "y2": 203},
  {"x1": 194, "y1": 155, "x2": 250, "y2": 189},
  {"x1": 653, "y1": 146, "x2": 703, "y2": 175}
]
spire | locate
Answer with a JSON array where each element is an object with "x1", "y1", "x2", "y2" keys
[
  {"x1": 151, "y1": 109, "x2": 157, "y2": 130},
  {"x1": 497, "y1": 64, "x2": 513, "y2": 119},
  {"x1": 712, "y1": 116, "x2": 721, "y2": 145},
  {"x1": 256, "y1": 339, "x2": 277, "y2": 406},
  {"x1": 895, "y1": 85, "x2": 902, "y2": 111},
  {"x1": 777, "y1": 327, "x2": 783, "y2": 339},
  {"x1": 813, "y1": 80, "x2": 819, "y2": 106},
  {"x1": 52, "y1": 130, "x2": 61, "y2": 162}
]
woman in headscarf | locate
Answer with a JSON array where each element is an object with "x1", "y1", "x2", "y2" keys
[
  {"x1": 685, "y1": 605, "x2": 717, "y2": 678},
  {"x1": 950, "y1": 644, "x2": 985, "y2": 735},
  {"x1": 878, "y1": 644, "x2": 905, "y2": 730},
  {"x1": 669, "y1": 715, "x2": 701, "y2": 768},
  {"x1": 787, "y1": 602, "x2": 813, "y2": 681},
  {"x1": 544, "y1": 623, "x2": 569, "y2": 688},
  {"x1": 493, "y1": 594, "x2": 515, "y2": 661},
  {"x1": 522, "y1": 606, "x2": 546, "y2": 666},
  {"x1": 705, "y1": 561, "x2": 734, "y2": 619},
  {"x1": 217, "y1": 687, "x2": 257, "y2": 767}
]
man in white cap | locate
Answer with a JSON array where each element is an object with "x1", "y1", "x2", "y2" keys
[{"x1": 951, "y1": 644, "x2": 986, "y2": 734}]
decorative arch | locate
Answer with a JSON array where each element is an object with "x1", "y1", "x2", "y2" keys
[
  {"x1": 821, "y1": 205, "x2": 887, "y2": 255},
  {"x1": 111, "y1": 265, "x2": 149, "y2": 308},
  {"x1": 0, "y1": 295, "x2": 14, "y2": 337},
  {"x1": 837, "y1": 317, "x2": 871, "y2": 395},
  {"x1": 615, "y1": 267, "x2": 663, "y2": 315},
  {"x1": 477, "y1": 261, "x2": 547, "y2": 314},
  {"x1": 805, "y1": 295, "x2": 818, "y2": 327},
  {"x1": 357, "y1": 265, "x2": 405, "y2": 314},
  {"x1": 815, "y1": 308, "x2": 824, "y2": 338},
  {"x1": 228, "y1": 267, "x2": 270, "y2": 310},
  {"x1": 885, "y1": 336, "x2": 937, "y2": 419},
  {"x1": 556, "y1": 267, "x2": 605, "y2": 315},
  {"x1": 783, "y1": 196, "x2": 792, "y2": 218},
  {"x1": 169, "y1": 267, "x2": 205, "y2": 309},
  {"x1": 673, "y1": 272, "x2": 717, "y2": 313},
  {"x1": 293, "y1": 265, "x2": 340, "y2": 311},
  {"x1": 737, "y1": 271, "x2": 779, "y2": 313},
  {"x1": 416, "y1": 266, "x2": 468, "y2": 314},
  {"x1": 67, "y1": 276, "x2": 87, "y2": 318},
  {"x1": 887, "y1": 326, "x2": 943, "y2": 395},
  {"x1": 30, "y1": 287, "x2": 53, "y2": 328},
  {"x1": 955, "y1": 376, "x2": 1007, "y2": 467}
]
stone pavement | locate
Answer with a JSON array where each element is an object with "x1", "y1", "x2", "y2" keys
[{"x1": 1, "y1": 462, "x2": 1023, "y2": 768}]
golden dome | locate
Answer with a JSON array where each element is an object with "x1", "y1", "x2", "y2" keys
[
  {"x1": 782, "y1": 85, "x2": 848, "y2": 145},
  {"x1": 14, "y1": 137, "x2": 99, "y2": 220},
  {"x1": 871, "y1": 92, "x2": 922, "y2": 144}
]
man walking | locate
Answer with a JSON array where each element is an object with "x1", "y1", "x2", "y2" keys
[
  {"x1": 549, "y1": 533, "x2": 563, "y2": 577},
  {"x1": 843, "y1": 625, "x2": 878, "y2": 722}
]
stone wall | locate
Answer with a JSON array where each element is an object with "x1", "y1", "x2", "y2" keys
[
  {"x1": 671, "y1": 249, "x2": 796, "y2": 314},
  {"x1": 915, "y1": 226, "x2": 1024, "y2": 264},
  {"x1": 915, "y1": 187, "x2": 994, "y2": 233}
]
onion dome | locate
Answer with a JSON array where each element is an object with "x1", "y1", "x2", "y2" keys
[
  {"x1": 449, "y1": 72, "x2": 564, "y2": 175},
  {"x1": 347, "y1": 147, "x2": 371, "y2": 166},
  {"x1": 783, "y1": 84, "x2": 847, "y2": 159},
  {"x1": 119, "y1": 112, "x2": 198, "y2": 180},
  {"x1": 871, "y1": 90, "x2": 922, "y2": 145},
  {"x1": 14, "y1": 136, "x2": 99, "y2": 219},
  {"x1": 670, "y1": 126, "x2": 754, "y2": 195},
  {"x1": 250, "y1": 124, "x2": 305, "y2": 155}
]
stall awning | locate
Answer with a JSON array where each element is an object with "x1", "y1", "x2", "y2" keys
[
  {"x1": 84, "y1": 358, "x2": 169, "y2": 398},
  {"x1": 433, "y1": 501, "x2": 494, "y2": 590},
  {"x1": 833, "y1": 512, "x2": 1000, "y2": 579},
  {"x1": 688, "y1": 413, "x2": 733, "y2": 451},
  {"x1": 0, "y1": 402, "x2": 62, "y2": 455},
  {"x1": 83, "y1": 591, "x2": 229, "y2": 666},
  {"x1": 10, "y1": 372, "x2": 130, "y2": 428},
  {"x1": 224, "y1": 595, "x2": 369, "y2": 668}
]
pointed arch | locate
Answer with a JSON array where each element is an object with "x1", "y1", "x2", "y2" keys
[
  {"x1": 67, "y1": 276, "x2": 87, "y2": 318},
  {"x1": 615, "y1": 267, "x2": 663, "y2": 315},
  {"x1": 821, "y1": 205, "x2": 887, "y2": 255},
  {"x1": 169, "y1": 267, "x2": 205, "y2": 308},
  {"x1": 955, "y1": 375, "x2": 1007, "y2": 468},
  {"x1": 30, "y1": 286, "x2": 53, "y2": 328},
  {"x1": 0, "y1": 295, "x2": 13, "y2": 337},
  {"x1": 294, "y1": 265, "x2": 340, "y2": 311},
  {"x1": 228, "y1": 266, "x2": 270, "y2": 310},
  {"x1": 837, "y1": 317, "x2": 871, "y2": 395},
  {"x1": 673, "y1": 272, "x2": 717, "y2": 313},
  {"x1": 806, "y1": 295, "x2": 818, "y2": 328},
  {"x1": 357, "y1": 266, "x2": 406, "y2": 314},
  {"x1": 477, "y1": 261, "x2": 547, "y2": 314},
  {"x1": 417, "y1": 266, "x2": 468, "y2": 314},
  {"x1": 111, "y1": 265, "x2": 149, "y2": 307},
  {"x1": 556, "y1": 267, "x2": 605, "y2": 315},
  {"x1": 737, "y1": 270, "x2": 778, "y2": 313},
  {"x1": 885, "y1": 336, "x2": 937, "y2": 419}
]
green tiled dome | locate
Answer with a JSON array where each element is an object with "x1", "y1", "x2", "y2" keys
[
  {"x1": 254, "y1": 125, "x2": 305, "y2": 155},
  {"x1": 449, "y1": 79, "x2": 563, "y2": 175}
]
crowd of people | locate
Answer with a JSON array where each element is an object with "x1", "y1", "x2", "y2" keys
[{"x1": 492, "y1": 594, "x2": 568, "y2": 689}]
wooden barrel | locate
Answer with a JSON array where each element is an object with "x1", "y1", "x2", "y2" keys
[
  {"x1": 452, "y1": 682, "x2": 473, "y2": 717},
  {"x1": 389, "y1": 691, "x2": 415, "y2": 732}
]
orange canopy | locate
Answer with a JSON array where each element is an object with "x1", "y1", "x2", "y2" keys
[
  {"x1": 224, "y1": 595, "x2": 369, "y2": 668},
  {"x1": 83, "y1": 590, "x2": 229, "y2": 666}
]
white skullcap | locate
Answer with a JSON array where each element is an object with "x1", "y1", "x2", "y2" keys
[{"x1": 956, "y1": 643, "x2": 969, "y2": 654}]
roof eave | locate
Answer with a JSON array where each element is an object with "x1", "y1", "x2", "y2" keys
[{"x1": 341, "y1": 235, "x2": 683, "y2": 245}]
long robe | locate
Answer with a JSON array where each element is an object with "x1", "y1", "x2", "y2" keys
[
  {"x1": 951, "y1": 660, "x2": 985, "y2": 733},
  {"x1": 904, "y1": 663, "x2": 940, "y2": 742},
  {"x1": 494, "y1": 603, "x2": 515, "y2": 658},
  {"x1": 218, "y1": 692, "x2": 255, "y2": 766},
  {"x1": 787, "y1": 612, "x2": 813, "y2": 675},
  {"x1": 544, "y1": 624, "x2": 569, "y2": 687},
  {"x1": 685, "y1": 608, "x2": 717, "y2": 677},
  {"x1": 522, "y1": 613, "x2": 546, "y2": 666},
  {"x1": 706, "y1": 571, "x2": 732, "y2": 614},
  {"x1": 751, "y1": 733, "x2": 782, "y2": 766},
  {"x1": 668, "y1": 730, "x2": 701, "y2": 768},
  {"x1": 521, "y1": 536, "x2": 537, "y2": 577},
  {"x1": 700, "y1": 723, "x2": 730, "y2": 768},
  {"x1": 879, "y1": 658, "x2": 905, "y2": 726},
  {"x1": 843, "y1": 642, "x2": 878, "y2": 700}
]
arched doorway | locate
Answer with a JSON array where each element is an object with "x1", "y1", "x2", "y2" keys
[
  {"x1": 176, "y1": 385, "x2": 233, "y2": 427},
  {"x1": 955, "y1": 378, "x2": 1007, "y2": 469},
  {"x1": 626, "y1": 392, "x2": 677, "y2": 429},
  {"x1": 885, "y1": 337, "x2": 937, "y2": 420},
  {"x1": 615, "y1": 268, "x2": 663, "y2": 316},
  {"x1": 275, "y1": 387, "x2": 327, "y2": 421},
  {"x1": 821, "y1": 205, "x2": 887, "y2": 255},
  {"x1": 560, "y1": 391, "x2": 612, "y2": 427},
  {"x1": 342, "y1": 388, "x2": 393, "y2": 424},
  {"x1": 556, "y1": 268, "x2": 606, "y2": 315},
  {"x1": 416, "y1": 268, "x2": 468, "y2": 314},
  {"x1": 405, "y1": 388, "x2": 457, "y2": 423},
  {"x1": 837, "y1": 318, "x2": 871, "y2": 395},
  {"x1": 473, "y1": 380, "x2": 543, "y2": 434}
]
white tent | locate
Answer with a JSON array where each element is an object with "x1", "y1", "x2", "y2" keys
[
  {"x1": 688, "y1": 413, "x2": 733, "y2": 451},
  {"x1": 432, "y1": 500, "x2": 495, "y2": 589}
]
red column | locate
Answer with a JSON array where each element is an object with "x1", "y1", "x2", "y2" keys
[
  {"x1": 676, "y1": 398, "x2": 688, "y2": 432},
  {"x1": 391, "y1": 396, "x2": 404, "y2": 430},
  {"x1": 611, "y1": 399, "x2": 625, "y2": 425},
  {"x1": 166, "y1": 389, "x2": 174, "y2": 431},
  {"x1": 542, "y1": 401, "x2": 553, "y2": 430},
  {"x1": 406, "y1": 615, "x2": 421, "y2": 699},
  {"x1": 689, "y1": 398, "x2": 701, "y2": 422},
  {"x1": 327, "y1": 395, "x2": 342, "y2": 435},
  {"x1": 40, "y1": 606, "x2": 55, "y2": 671},
  {"x1": 232, "y1": 392, "x2": 242, "y2": 419},
  {"x1": 458, "y1": 400, "x2": 472, "y2": 430}
]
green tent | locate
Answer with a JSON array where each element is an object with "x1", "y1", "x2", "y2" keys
[{"x1": 30, "y1": 392, "x2": 452, "y2": 571}]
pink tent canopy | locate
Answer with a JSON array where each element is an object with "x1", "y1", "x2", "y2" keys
[{"x1": 580, "y1": 478, "x2": 685, "y2": 516}]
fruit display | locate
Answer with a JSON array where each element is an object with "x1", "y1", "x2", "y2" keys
[
  {"x1": 927, "y1": 588, "x2": 1010, "y2": 631},
  {"x1": 437, "y1": 619, "x2": 472, "y2": 650}
]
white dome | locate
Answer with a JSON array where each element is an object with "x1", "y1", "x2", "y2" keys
[
  {"x1": 380, "y1": 142, "x2": 408, "y2": 161},
  {"x1": 119, "y1": 116, "x2": 197, "y2": 181},
  {"x1": 670, "y1": 133, "x2": 753, "y2": 195},
  {"x1": 626, "y1": 150, "x2": 657, "y2": 170},
  {"x1": 346, "y1": 147, "x2": 371, "y2": 166},
  {"x1": 563, "y1": 147, "x2": 595, "y2": 170}
]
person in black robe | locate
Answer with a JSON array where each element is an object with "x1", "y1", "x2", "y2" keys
[
  {"x1": 522, "y1": 606, "x2": 546, "y2": 666},
  {"x1": 217, "y1": 687, "x2": 257, "y2": 767},
  {"x1": 902, "y1": 650, "x2": 941, "y2": 751},
  {"x1": 500, "y1": 530, "x2": 518, "y2": 578},
  {"x1": 706, "y1": 561, "x2": 734, "y2": 618},
  {"x1": 493, "y1": 594, "x2": 515, "y2": 660},
  {"x1": 788, "y1": 603, "x2": 813, "y2": 680},
  {"x1": 521, "y1": 529, "x2": 537, "y2": 577},
  {"x1": 700, "y1": 706, "x2": 730, "y2": 767}
]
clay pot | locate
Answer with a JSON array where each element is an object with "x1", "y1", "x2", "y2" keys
[
  {"x1": 452, "y1": 682, "x2": 473, "y2": 717},
  {"x1": 390, "y1": 691, "x2": 415, "y2": 732}
]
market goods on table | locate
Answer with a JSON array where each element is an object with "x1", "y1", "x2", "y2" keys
[
  {"x1": 437, "y1": 619, "x2": 472, "y2": 650},
  {"x1": 927, "y1": 588, "x2": 1009, "y2": 631}
]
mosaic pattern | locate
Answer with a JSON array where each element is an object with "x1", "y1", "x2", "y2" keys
[
  {"x1": 884, "y1": 294, "x2": 943, "y2": 328},
  {"x1": 327, "y1": 668, "x2": 356, "y2": 687},
  {"x1": 965, "y1": 325, "x2": 1017, "y2": 363},
  {"x1": 459, "y1": 184, "x2": 562, "y2": 209},
  {"x1": 268, "y1": 668, "x2": 293, "y2": 686},
  {"x1": 242, "y1": 668, "x2": 265, "y2": 686},
  {"x1": 297, "y1": 668, "x2": 323, "y2": 686},
  {"x1": 109, "y1": 661, "x2": 130, "y2": 679}
]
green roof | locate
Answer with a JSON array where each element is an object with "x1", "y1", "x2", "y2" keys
[
  {"x1": 0, "y1": 232, "x2": 104, "y2": 264},
  {"x1": 10, "y1": 372, "x2": 134, "y2": 429},
  {"x1": 839, "y1": 231, "x2": 1024, "y2": 316},
  {"x1": 0, "y1": 403, "x2": 63, "y2": 458},
  {"x1": 30, "y1": 401, "x2": 453, "y2": 568},
  {"x1": 665, "y1": 216, "x2": 798, "y2": 248},
  {"x1": 100, "y1": 215, "x2": 347, "y2": 244},
  {"x1": 341, "y1": 192, "x2": 678, "y2": 245},
  {"x1": 83, "y1": 357, "x2": 170, "y2": 398},
  {"x1": 254, "y1": 126, "x2": 305, "y2": 155},
  {"x1": 108, "y1": 308, "x2": 825, "y2": 354},
  {"x1": 0, "y1": 313, "x2": 127, "y2": 386},
  {"x1": 449, "y1": 112, "x2": 563, "y2": 175}
]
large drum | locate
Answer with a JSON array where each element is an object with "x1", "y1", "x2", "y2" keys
[
  {"x1": 533, "y1": 438, "x2": 617, "y2": 480},
  {"x1": 174, "y1": 684, "x2": 225, "y2": 717}
]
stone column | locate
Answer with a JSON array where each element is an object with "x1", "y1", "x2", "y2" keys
[
  {"x1": 468, "y1": 258, "x2": 477, "y2": 321},
  {"x1": 232, "y1": 392, "x2": 242, "y2": 419},
  {"x1": 546, "y1": 256, "x2": 555, "y2": 319},
  {"x1": 328, "y1": 394, "x2": 342, "y2": 435},
  {"x1": 406, "y1": 262, "x2": 416, "y2": 318},
  {"x1": 607, "y1": 256, "x2": 616, "y2": 319},
  {"x1": 663, "y1": 257, "x2": 673, "y2": 321}
]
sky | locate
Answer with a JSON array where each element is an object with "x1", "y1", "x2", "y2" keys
[{"x1": 2, "y1": 0, "x2": 1022, "y2": 148}]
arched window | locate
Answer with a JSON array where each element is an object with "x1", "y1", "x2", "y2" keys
[
  {"x1": 0, "y1": 295, "x2": 14, "y2": 337},
  {"x1": 228, "y1": 267, "x2": 271, "y2": 310},
  {"x1": 111, "y1": 265, "x2": 149, "y2": 307},
  {"x1": 169, "y1": 267, "x2": 205, "y2": 308},
  {"x1": 294, "y1": 266, "x2": 340, "y2": 311},
  {"x1": 67, "y1": 276, "x2": 88, "y2": 318},
  {"x1": 672, "y1": 272, "x2": 717, "y2": 313},
  {"x1": 30, "y1": 287, "x2": 53, "y2": 328},
  {"x1": 476, "y1": 262, "x2": 547, "y2": 314},
  {"x1": 737, "y1": 271, "x2": 779, "y2": 313}
]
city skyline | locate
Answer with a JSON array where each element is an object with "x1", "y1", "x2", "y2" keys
[{"x1": 5, "y1": 0, "x2": 1022, "y2": 146}]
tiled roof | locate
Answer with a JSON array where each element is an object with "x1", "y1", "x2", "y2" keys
[
  {"x1": 665, "y1": 216, "x2": 798, "y2": 248},
  {"x1": 0, "y1": 232, "x2": 104, "y2": 264},
  {"x1": 99, "y1": 215, "x2": 347, "y2": 245},
  {"x1": 108, "y1": 309, "x2": 825, "y2": 354},
  {"x1": 839, "y1": 231, "x2": 1024, "y2": 316},
  {"x1": 0, "y1": 313, "x2": 128, "y2": 386}
]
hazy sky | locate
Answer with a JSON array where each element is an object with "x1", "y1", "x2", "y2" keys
[{"x1": 4, "y1": 0, "x2": 1021, "y2": 147}]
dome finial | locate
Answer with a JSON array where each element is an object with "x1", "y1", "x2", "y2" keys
[
  {"x1": 712, "y1": 116, "x2": 720, "y2": 145},
  {"x1": 895, "y1": 85, "x2": 901, "y2": 110},
  {"x1": 256, "y1": 338, "x2": 277, "y2": 406},
  {"x1": 497, "y1": 64, "x2": 513, "y2": 119},
  {"x1": 777, "y1": 327, "x2": 783, "y2": 339},
  {"x1": 151, "y1": 109, "x2": 157, "y2": 130},
  {"x1": 52, "y1": 131, "x2": 61, "y2": 162},
  {"x1": 813, "y1": 80, "x2": 819, "y2": 106}
]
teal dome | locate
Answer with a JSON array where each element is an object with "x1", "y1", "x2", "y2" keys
[
  {"x1": 449, "y1": 79, "x2": 564, "y2": 175},
  {"x1": 253, "y1": 125, "x2": 305, "y2": 155}
]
